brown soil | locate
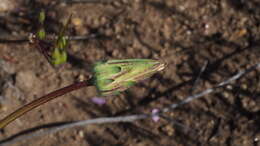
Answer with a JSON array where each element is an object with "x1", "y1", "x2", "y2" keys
[{"x1": 0, "y1": 0, "x2": 259, "y2": 146}]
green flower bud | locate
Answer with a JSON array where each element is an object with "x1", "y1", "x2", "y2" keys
[
  {"x1": 51, "y1": 48, "x2": 67, "y2": 66},
  {"x1": 38, "y1": 11, "x2": 45, "y2": 24},
  {"x1": 57, "y1": 36, "x2": 67, "y2": 49},
  {"x1": 36, "y1": 28, "x2": 46, "y2": 40},
  {"x1": 93, "y1": 59, "x2": 165, "y2": 96}
]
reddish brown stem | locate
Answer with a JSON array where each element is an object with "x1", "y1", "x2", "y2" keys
[{"x1": 0, "y1": 80, "x2": 92, "y2": 129}]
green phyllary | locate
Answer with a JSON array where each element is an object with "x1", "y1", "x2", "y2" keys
[{"x1": 93, "y1": 59, "x2": 166, "y2": 95}]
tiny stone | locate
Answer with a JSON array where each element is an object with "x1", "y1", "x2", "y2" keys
[
  {"x1": 58, "y1": 102, "x2": 63, "y2": 107},
  {"x1": 115, "y1": 24, "x2": 123, "y2": 34},
  {"x1": 237, "y1": 29, "x2": 247, "y2": 37},
  {"x1": 92, "y1": 18, "x2": 100, "y2": 28},
  {"x1": 15, "y1": 70, "x2": 39, "y2": 92},
  {"x1": 164, "y1": 125, "x2": 175, "y2": 136},
  {"x1": 186, "y1": 30, "x2": 192, "y2": 35},
  {"x1": 100, "y1": 16, "x2": 107, "y2": 25},
  {"x1": 78, "y1": 130, "x2": 84, "y2": 138},
  {"x1": 0, "y1": 104, "x2": 7, "y2": 112},
  {"x1": 164, "y1": 42, "x2": 170, "y2": 48},
  {"x1": 116, "y1": 34, "x2": 121, "y2": 39},
  {"x1": 241, "y1": 84, "x2": 247, "y2": 90},
  {"x1": 223, "y1": 92, "x2": 229, "y2": 98},
  {"x1": 78, "y1": 74, "x2": 85, "y2": 82},
  {"x1": 226, "y1": 85, "x2": 233, "y2": 90},
  {"x1": 72, "y1": 17, "x2": 83, "y2": 26}
]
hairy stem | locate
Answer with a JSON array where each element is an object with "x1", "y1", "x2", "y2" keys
[{"x1": 0, "y1": 80, "x2": 92, "y2": 129}]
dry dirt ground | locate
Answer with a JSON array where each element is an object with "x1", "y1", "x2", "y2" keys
[{"x1": 0, "y1": 0, "x2": 259, "y2": 146}]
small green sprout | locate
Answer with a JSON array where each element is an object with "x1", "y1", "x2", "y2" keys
[
  {"x1": 36, "y1": 11, "x2": 46, "y2": 40},
  {"x1": 93, "y1": 59, "x2": 166, "y2": 95},
  {"x1": 31, "y1": 10, "x2": 70, "y2": 67},
  {"x1": 51, "y1": 47, "x2": 68, "y2": 66},
  {"x1": 50, "y1": 14, "x2": 71, "y2": 66}
]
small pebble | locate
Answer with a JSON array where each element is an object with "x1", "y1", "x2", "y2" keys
[
  {"x1": 72, "y1": 17, "x2": 83, "y2": 26},
  {"x1": 222, "y1": 91, "x2": 229, "y2": 98},
  {"x1": 236, "y1": 29, "x2": 247, "y2": 37},
  {"x1": 15, "y1": 70, "x2": 39, "y2": 92},
  {"x1": 226, "y1": 85, "x2": 233, "y2": 90},
  {"x1": 78, "y1": 130, "x2": 84, "y2": 138},
  {"x1": 241, "y1": 84, "x2": 248, "y2": 90},
  {"x1": 163, "y1": 124, "x2": 175, "y2": 136},
  {"x1": 78, "y1": 74, "x2": 86, "y2": 82}
]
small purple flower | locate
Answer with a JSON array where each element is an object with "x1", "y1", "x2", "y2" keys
[
  {"x1": 151, "y1": 108, "x2": 160, "y2": 122},
  {"x1": 90, "y1": 97, "x2": 106, "y2": 105}
]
